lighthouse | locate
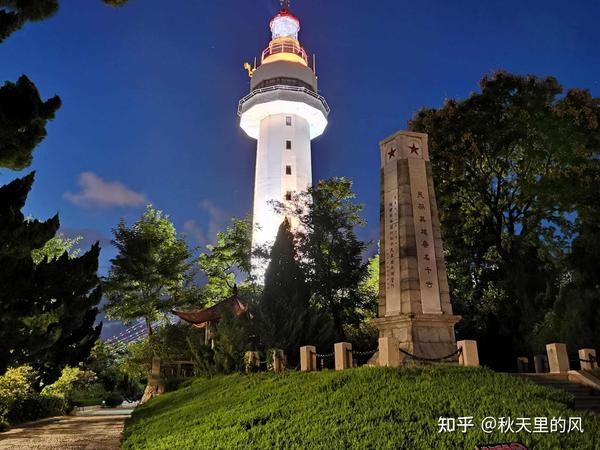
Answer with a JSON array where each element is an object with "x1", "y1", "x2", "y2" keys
[{"x1": 238, "y1": 1, "x2": 329, "y2": 278}]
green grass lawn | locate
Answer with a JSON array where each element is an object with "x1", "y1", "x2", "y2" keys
[{"x1": 121, "y1": 366, "x2": 600, "y2": 449}]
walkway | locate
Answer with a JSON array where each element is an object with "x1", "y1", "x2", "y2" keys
[{"x1": 0, "y1": 408, "x2": 133, "y2": 450}]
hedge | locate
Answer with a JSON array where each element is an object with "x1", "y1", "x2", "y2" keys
[{"x1": 121, "y1": 365, "x2": 600, "y2": 449}]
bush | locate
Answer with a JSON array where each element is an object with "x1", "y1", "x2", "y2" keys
[
  {"x1": 104, "y1": 392, "x2": 124, "y2": 407},
  {"x1": 42, "y1": 366, "x2": 98, "y2": 399},
  {"x1": 6, "y1": 394, "x2": 67, "y2": 424},
  {"x1": 70, "y1": 383, "x2": 106, "y2": 407},
  {"x1": 121, "y1": 366, "x2": 600, "y2": 449},
  {"x1": 0, "y1": 366, "x2": 68, "y2": 428}
]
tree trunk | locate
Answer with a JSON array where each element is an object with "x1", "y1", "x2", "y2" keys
[{"x1": 145, "y1": 317, "x2": 153, "y2": 336}]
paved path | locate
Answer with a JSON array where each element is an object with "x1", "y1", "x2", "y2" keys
[{"x1": 0, "y1": 410, "x2": 131, "y2": 450}]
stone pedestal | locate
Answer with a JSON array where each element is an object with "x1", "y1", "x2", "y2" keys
[
  {"x1": 334, "y1": 342, "x2": 352, "y2": 371},
  {"x1": 378, "y1": 337, "x2": 400, "y2": 368},
  {"x1": 270, "y1": 349, "x2": 285, "y2": 373},
  {"x1": 534, "y1": 355, "x2": 547, "y2": 373},
  {"x1": 245, "y1": 351, "x2": 261, "y2": 373},
  {"x1": 546, "y1": 343, "x2": 569, "y2": 373},
  {"x1": 579, "y1": 348, "x2": 597, "y2": 371},
  {"x1": 300, "y1": 345, "x2": 317, "y2": 372},
  {"x1": 457, "y1": 340, "x2": 479, "y2": 367},
  {"x1": 516, "y1": 356, "x2": 529, "y2": 373},
  {"x1": 376, "y1": 314, "x2": 460, "y2": 361},
  {"x1": 375, "y1": 131, "x2": 461, "y2": 362}
]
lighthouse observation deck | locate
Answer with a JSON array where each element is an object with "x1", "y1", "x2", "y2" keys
[{"x1": 262, "y1": 40, "x2": 308, "y2": 65}]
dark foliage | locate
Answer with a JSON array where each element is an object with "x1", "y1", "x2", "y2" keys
[
  {"x1": 254, "y1": 219, "x2": 334, "y2": 365},
  {"x1": 275, "y1": 178, "x2": 370, "y2": 342},
  {"x1": 0, "y1": 75, "x2": 61, "y2": 170},
  {"x1": 0, "y1": 0, "x2": 59, "y2": 42},
  {"x1": 409, "y1": 71, "x2": 600, "y2": 369},
  {"x1": 0, "y1": 0, "x2": 129, "y2": 42},
  {"x1": 0, "y1": 175, "x2": 102, "y2": 383}
]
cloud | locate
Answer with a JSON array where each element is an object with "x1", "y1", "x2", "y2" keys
[
  {"x1": 183, "y1": 220, "x2": 207, "y2": 246},
  {"x1": 64, "y1": 172, "x2": 148, "y2": 208},
  {"x1": 183, "y1": 200, "x2": 230, "y2": 247},
  {"x1": 200, "y1": 199, "x2": 228, "y2": 240}
]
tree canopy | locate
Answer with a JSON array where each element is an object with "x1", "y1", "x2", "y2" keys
[
  {"x1": 0, "y1": 0, "x2": 129, "y2": 42},
  {"x1": 0, "y1": 174, "x2": 102, "y2": 383},
  {"x1": 409, "y1": 71, "x2": 600, "y2": 367},
  {"x1": 0, "y1": 75, "x2": 61, "y2": 171},
  {"x1": 254, "y1": 219, "x2": 332, "y2": 364},
  {"x1": 196, "y1": 216, "x2": 254, "y2": 304},
  {"x1": 31, "y1": 233, "x2": 82, "y2": 265},
  {"x1": 103, "y1": 205, "x2": 193, "y2": 335},
  {"x1": 275, "y1": 177, "x2": 371, "y2": 341}
]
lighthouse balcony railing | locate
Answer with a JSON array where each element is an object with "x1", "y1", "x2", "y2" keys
[
  {"x1": 262, "y1": 42, "x2": 308, "y2": 64},
  {"x1": 238, "y1": 85, "x2": 330, "y2": 116}
]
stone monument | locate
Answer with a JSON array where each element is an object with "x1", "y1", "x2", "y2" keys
[{"x1": 375, "y1": 130, "x2": 461, "y2": 361}]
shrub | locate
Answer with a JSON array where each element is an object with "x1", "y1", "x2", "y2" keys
[
  {"x1": 0, "y1": 366, "x2": 69, "y2": 428},
  {"x1": 41, "y1": 366, "x2": 98, "y2": 400},
  {"x1": 6, "y1": 394, "x2": 67, "y2": 424},
  {"x1": 70, "y1": 383, "x2": 106, "y2": 407}
]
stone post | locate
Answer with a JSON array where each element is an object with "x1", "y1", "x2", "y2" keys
[
  {"x1": 141, "y1": 357, "x2": 165, "y2": 404},
  {"x1": 516, "y1": 357, "x2": 529, "y2": 373},
  {"x1": 300, "y1": 346, "x2": 317, "y2": 372},
  {"x1": 378, "y1": 337, "x2": 400, "y2": 368},
  {"x1": 579, "y1": 348, "x2": 597, "y2": 371},
  {"x1": 457, "y1": 340, "x2": 479, "y2": 367},
  {"x1": 270, "y1": 349, "x2": 285, "y2": 373},
  {"x1": 534, "y1": 355, "x2": 547, "y2": 373},
  {"x1": 244, "y1": 351, "x2": 261, "y2": 373},
  {"x1": 546, "y1": 343, "x2": 569, "y2": 373},
  {"x1": 334, "y1": 342, "x2": 352, "y2": 371}
]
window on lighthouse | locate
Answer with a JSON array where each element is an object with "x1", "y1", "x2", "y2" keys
[
  {"x1": 286, "y1": 140, "x2": 292, "y2": 150},
  {"x1": 286, "y1": 165, "x2": 292, "y2": 175},
  {"x1": 285, "y1": 191, "x2": 292, "y2": 201},
  {"x1": 286, "y1": 116, "x2": 292, "y2": 126}
]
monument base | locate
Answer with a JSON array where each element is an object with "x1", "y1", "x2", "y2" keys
[{"x1": 374, "y1": 313, "x2": 461, "y2": 362}]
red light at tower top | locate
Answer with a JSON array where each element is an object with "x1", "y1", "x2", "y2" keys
[{"x1": 271, "y1": 5, "x2": 301, "y2": 40}]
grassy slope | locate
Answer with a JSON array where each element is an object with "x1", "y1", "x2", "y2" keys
[{"x1": 122, "y1": 366, "x2": 600, "y2": 449}]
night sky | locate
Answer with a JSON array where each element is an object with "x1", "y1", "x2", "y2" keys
[{"x1": 1, "y1": 0, "x2": 598, "y2": 337}]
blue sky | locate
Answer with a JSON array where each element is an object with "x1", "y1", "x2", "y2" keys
[{"x1": 1, "y1": 0, "x2": 599, "y2": 337}]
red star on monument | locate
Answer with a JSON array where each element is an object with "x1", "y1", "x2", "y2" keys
[
  {"x1": 409, "y1": 143, "x2": 420, "y2": 155},
  {"x1": 388, "y1": 148, "x2": 396, "y2": 159}
]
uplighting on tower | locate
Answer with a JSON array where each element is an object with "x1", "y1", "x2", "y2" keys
[{"x1": 239, "y1": 0, "x2": 329, "y2": 280}]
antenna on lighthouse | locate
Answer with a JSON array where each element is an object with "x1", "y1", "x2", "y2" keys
[{"x1": 280, "y1": 0, "x2": 291, "y2": 10}]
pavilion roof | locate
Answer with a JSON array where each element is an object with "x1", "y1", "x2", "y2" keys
[{"x1": 172, "y1": 294, "x2": 249, "y2": 327}]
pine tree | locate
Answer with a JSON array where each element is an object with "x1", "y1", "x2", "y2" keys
[
  {"x1": 0, "y1": 73, "x2": 101, "y2": 383},
  {"x1": 274, "y1": 178, "x2": 369, "y2": 342},
  {"x1": 0, "y1": 174, "x2": 102, "y2": 382},
  {"x1": 255, "y1": 219, "x2": 333, "y2": 364}
]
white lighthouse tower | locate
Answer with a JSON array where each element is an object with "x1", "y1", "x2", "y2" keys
[{"x1": 239, "y1": 1, "x2": 329, "y2": 278}]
